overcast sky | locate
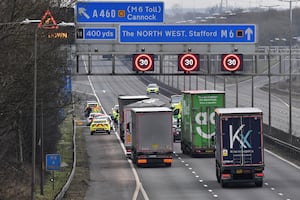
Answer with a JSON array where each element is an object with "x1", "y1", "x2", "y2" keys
[
  {"x1": 167, "y1": 0, "x2": 298, "y2": 9},
  {"x1": 93, "y1": 0, "x2": 299, "y2": 10}
]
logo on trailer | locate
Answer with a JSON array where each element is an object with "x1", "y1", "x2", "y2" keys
[
  {"x1": 221, "y1": 54, "x2": 243, "y2": 72},
  {"x1": 133, "y1": 54, "x2": 154, "y2": 71},
  {"x1": 178, "y1": 53, "x2": 199, "y2": 72},
  {"x1": 195, "y1": 112, "x2": 215, "y2": 139},
  {"x1": 229, "y1": 124, "x2": 252, "y2": 148}
]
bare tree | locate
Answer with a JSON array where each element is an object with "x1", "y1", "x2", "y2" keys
[{"x1": 0, "y1": 0, "x2": 74, "y2": 198}]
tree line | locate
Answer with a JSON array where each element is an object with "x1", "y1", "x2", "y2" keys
[{"x1": 0, "y1": 0, "x2": 75, "y2": 199}]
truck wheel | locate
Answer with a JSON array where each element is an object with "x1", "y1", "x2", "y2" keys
[
  {"x1": 165, "y1": 163, "x2": 172, "y2": 167},
  {"x1": 181, "y1": 143, "x2": 186, "y2": 154},
  {"x1": 216, "y1": 168, "x2": 220, "y2": 183},
  {"x1": 255, "y1": 181, "x2": 263, "y2": 187},
  {"x1": 90, "y1": 131, "x2": 94, "y2": 135},
  {"x1": 131, "y1": 153, "x2": 136, "y2": 164},
  {"x1": 107, "y1": 130, "x2": 111, "y2": 135},
  {"x1": 221, "y1": 181, "x2": 228, "y2": 188}
]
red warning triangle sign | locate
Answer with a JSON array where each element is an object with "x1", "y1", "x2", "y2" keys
[{"x1": 38, "y1": 10, "x2": 58, "y2": 29}]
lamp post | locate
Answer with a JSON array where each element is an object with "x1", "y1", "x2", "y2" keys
[
  {"x1": 20, "y1": 19, "x2": 41, "y2": 200},
  {"x1": 32, "y1": 25, "x2": 38, "y2": 200},
  {"x1": 22, "y1": 18, "x2": 74, "y2": 200},
  {"x1": 0, "y1": 18, "x2": 40, "y2": 200},
  {"x1": 279, "y1": 0, "x2": 299, "y2": 139}
]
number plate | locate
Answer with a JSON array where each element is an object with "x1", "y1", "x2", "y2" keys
[{"x1": 236, "y1": 169, "x2": 243, "y2": 174}]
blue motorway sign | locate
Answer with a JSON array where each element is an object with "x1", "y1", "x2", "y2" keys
[
  {"x1": 79, "y1": 27, "x2": 117, "y2": 40},
  {"x1": 119, "y1": 24, "x2": 256, "y2": 43},
  {"x1": 76, "y1": 1, "x2": 164, "y2": 23},
  {"x1": 46, "y1": 154, "x2": 61, "y2": 171}
]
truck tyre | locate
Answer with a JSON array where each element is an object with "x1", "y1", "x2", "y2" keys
[
  {"x1": 255, "y1": 181, "x2": 263, "y2": 187},
  {"x1": 165, "y1": 163, "x2": 172, "y2": 167},
  {"x1": 181, "y1": 142, "x2": 186, "y2": 154},
  {"x1": 90, "y1": 131, "x2": 94, "y2": 135},
  {"x1": 107, "y1": 130, "x2": 111, "y2": 135},
  {"x1": 131, "y1": 153, "x2": 137, "y2": 164},
  {"x1": 221, "y1": 180, "x2": 228, "y2": 188},
  {"x1": 216, "y1": 168, "x2": 220, "y2": 183}
]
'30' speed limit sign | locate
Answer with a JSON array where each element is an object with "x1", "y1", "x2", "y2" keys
[
  {"x1": 133, "y1": 54, "x2": 154, "y2": 71},
  {"x1": 178, "y1": 53, "x2": 199, "y2": 72},
  {"x1": 221, "y1": 54, "x2": 243, "y2": 72}
]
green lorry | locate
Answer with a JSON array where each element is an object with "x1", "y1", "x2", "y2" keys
[{"x1": 181, "y1": 90, "x2": 225, "y2": 157}]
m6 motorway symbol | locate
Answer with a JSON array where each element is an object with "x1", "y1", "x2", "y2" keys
[
  {"x1": 221, "y1": 54, "x2": 243, "y2": 72},
  {"x1": 178, "y1": 53, "x2": 199, "y2": 72},
  {"x1": 133, "y1": 54, "x2": 154, "y2": 71}
]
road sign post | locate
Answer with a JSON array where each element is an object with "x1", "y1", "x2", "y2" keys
[
  {"x1": 46, "y1": 154, "x2": 61, "y2": 171},
  {"x1": 46, "y1": 154, "x2": 61, "y2": 191}
]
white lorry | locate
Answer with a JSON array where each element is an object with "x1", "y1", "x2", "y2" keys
[{"x1": 128, "y1": 107, "x2": 173, "y2": 167}]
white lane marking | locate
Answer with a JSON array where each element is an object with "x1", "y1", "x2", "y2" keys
[
  {"x1": 82, "y1": 57, "x2": 149, "y2": 200},
  {"x1": 82, "y1": 59, "x2": 104, "y2": 114}
]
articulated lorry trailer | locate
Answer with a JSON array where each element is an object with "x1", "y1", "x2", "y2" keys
[
  {"x1": 181, "y1": 90, "x2": 225, "y2": 156},
  {"x1": 129, "y1": 107, "x2": 173, "y2": 167},
  {"x1": 123, "y1": 98, "x2": 166, "y2": 156},
  {"x1": 118, "y1": 95, "x2": 149, "y2": 142},
  {"x1": 215, "y1": 107, "x2": 264, "y2": 187}
]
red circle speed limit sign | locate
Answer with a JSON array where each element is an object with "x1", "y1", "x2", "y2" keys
[
  {"x1": 178, "y1": 53, "x2": 199, "y2": 72},
  {"x1": 133, "y1": 54, "x2": 154, "y2": 71},
  {"x1": 221, "y1": 54, "x2": 243, "y2": 72}
]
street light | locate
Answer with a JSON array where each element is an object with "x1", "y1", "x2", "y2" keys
[
  {"x1": 0, "y1": 18, "x2": 41, "y2": 200},
  {"x1": 21, "y1": 18, "x2": 74, "y2": 200},
  {"x1": 12, "y1": 18, "x2": 41, "y2": 200},
  {"x1": 279, "y1": 0, "x2": 299, "y2": 139},
  {"x1": 21, "y1": 18, "x2": 41, "y2": 200}
]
